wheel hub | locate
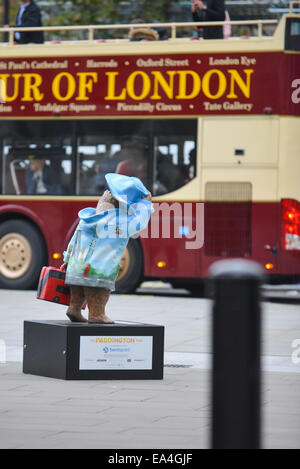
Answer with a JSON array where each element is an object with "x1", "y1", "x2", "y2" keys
[
  {"x1": 0, "y1": 233, "x2": 32, "y2": 279},
  {"x1": 117, "y1": 248, "x2": 130, "y2": 282}
]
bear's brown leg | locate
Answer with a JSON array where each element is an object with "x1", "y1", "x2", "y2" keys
[
  {"x1": 84, "y1": 287, "x2": 114, "y2": 324},
  {"x1": 66, "y1": 286, "x2": 87, "y2": 323}
]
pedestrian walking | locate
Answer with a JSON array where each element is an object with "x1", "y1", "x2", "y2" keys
[
  {"x1": 191, "y1": 0, "x2": 225, "y2": 39},
  {"x1": 14, "y1": 0, "x2": 44, "y2": 44}
]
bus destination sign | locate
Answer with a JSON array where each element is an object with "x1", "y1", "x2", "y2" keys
[{"x1": 0, "y1": 52, "x2": 299, "y2": 117}]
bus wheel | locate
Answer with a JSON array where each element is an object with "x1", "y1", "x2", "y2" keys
[
  {"x1": 170, "y1": 280, "x2": 206, "y2": 297},
  {"x1": 187, "y1": 281, "x2": 209, "y2": 298},
  {"x1": 0, "y1": 220, "x2": 46, "y2": 290},
  {"x1": 187, "y1": 285, "x2": 205, "y2": 298},
  {"x1": 115, "y1": 239, "x2": 143, "y2": 294}
]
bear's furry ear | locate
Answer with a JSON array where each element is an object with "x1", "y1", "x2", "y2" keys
[
  {"x1": 96, "y1": 191, "x2": 119, "y2": 214},
  {"x1": 96, "y1": 201, "x2": 114, "y2": 214}
]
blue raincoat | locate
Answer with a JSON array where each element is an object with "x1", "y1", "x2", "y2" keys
[{"x1": 64, "y1": 202, "x2": 152, "y2": 291}]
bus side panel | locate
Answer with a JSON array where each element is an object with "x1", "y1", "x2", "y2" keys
[
  {"x1": 140, "y1": 236, "x2": 152, "y2": 278},
  {"x1": 277, "y1": 117, "x2": 300, "y2": 273},
  {"x1": 146, "y1": 201, "x2": 201, "y2": 278},
  {"x1": 199, "y1": 201, "x2": 280, "y2": 277},
  {"x1": 0, "y1": 199, "x2": 93, "y2": 269},
  {"x1": 251, "y1": 202, "x2": 281, "y2": 273}
]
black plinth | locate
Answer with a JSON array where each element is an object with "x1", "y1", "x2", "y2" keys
[{"x1": 23, "y1": 320, "x2": 164, "y2": 380}]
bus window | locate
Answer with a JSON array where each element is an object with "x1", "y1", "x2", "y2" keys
[
  {"x1": 285, "y1": 18, "x2": 300, "y2": 51},
  {"x1": 75, "y1": 120, "x2": 149, "y2": 195},
  {"x1": 3, "y1": 144, "x2": 72, "y2": 196},
  {"x1": 77, "y1": 148, "x2": 116, "y2": 196},
  {"x1": 113, "y1": 138, "x2": 148, "y2": 185},
  {"x1": 152, "y1": 120, "x2": 197, "y2": 196},
  {"x1": 0, "y1": 121, "x2": 73, "y2": 196}
]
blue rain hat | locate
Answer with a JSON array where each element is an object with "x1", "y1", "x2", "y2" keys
[{"x1": 105, "y1": 173, "x2": 149, "y2": 207}]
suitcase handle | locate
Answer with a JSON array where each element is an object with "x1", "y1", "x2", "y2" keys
[{"x1": 60, "y1": 263, "x2": 67, "y2": 272}]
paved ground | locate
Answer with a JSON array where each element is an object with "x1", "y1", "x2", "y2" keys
[{"x1": 0, "y1": 285, "x2": 299, "y2": 449}]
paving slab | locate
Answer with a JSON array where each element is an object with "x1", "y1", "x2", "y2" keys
[{"x1": 0, "y1": 289, "x2": 299, "y2": 449}]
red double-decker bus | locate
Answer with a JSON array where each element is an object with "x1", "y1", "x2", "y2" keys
[{"x1": 0, "y1": 7, "x2": 299, "y2": 292}]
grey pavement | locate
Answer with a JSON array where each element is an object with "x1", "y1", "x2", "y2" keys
[{"x1": 0, "y1": 285, "x2": 299, "y2": 449}]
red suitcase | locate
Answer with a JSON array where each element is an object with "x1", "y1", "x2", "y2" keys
[{"x1": 37, "y1": 264, "x2": 71, "y2": 306}]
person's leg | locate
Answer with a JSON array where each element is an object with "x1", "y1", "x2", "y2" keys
[
  {"x1": 84, "y1": 286, "x2": 113, "y2": 324},
  {"x1": 66, "y1": 286, "x2": 87, "y2": 323}
]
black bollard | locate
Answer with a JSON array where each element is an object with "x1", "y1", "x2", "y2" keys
[{"x1": 210, "y1": 259, "x2": 263, "y2": 449}]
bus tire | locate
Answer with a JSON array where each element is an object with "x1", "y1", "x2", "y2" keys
[
  {"x1": 187, "y1": 283, "x2": 206, "y2": 298},
  {"x1": 115, "y1": 239, "x2": 143, "y2": 294},
  {"x1": 171, "y1": 280, "x2": 206, "y2": 298},
  {"x1": 0, "y1": 219, "x2": 46, "y2": 290}
]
